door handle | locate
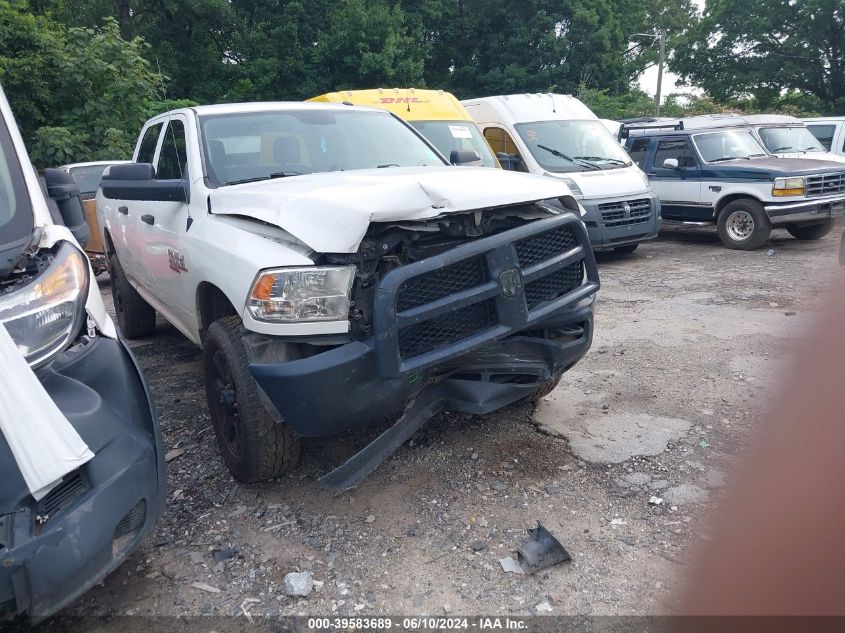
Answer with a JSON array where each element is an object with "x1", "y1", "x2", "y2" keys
[
  {"x1": 141, "y1": 214, "x2": 155, "y2": 225},
  {"x1": 118, "y1": 206, "x2": 128, "y2": 215}
]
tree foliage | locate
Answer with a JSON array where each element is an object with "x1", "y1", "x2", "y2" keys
[{"x1": 672, "y1": 0, "x2": 845, "y2": 113}]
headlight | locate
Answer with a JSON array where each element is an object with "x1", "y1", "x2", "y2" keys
[
  {"x1": 0, "y1": 242, "x2": 89, "y2": 366},
  {"x1": 773, "y1": 176, "x2": 805, "y2": 196},
  {"x1": 247, "y1": 266, "x2": 355, "y2": 323},
  {"x1": 559, "y1": 177, "x2": 583, "y2": 197}
]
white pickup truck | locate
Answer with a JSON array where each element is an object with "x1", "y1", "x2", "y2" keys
[{"x1": 97, "y1": 102, "x2": 600, "y2": 489}]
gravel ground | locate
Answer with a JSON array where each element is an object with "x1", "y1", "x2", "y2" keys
[{"x1": 59, "y1": 224, "x2": 840, "y2": 624}]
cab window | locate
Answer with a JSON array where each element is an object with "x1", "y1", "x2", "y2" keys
[
  {"x1": 483, "y1": 127, "x2": 526, "y2": 171},
  {"x1": 137, "y1": 123, "x2": 163, "y2": 164},
  {"x1": 626, "y1": 138, "x2": 650, "y2": 168},
  {"x1": 156, "y1": 120, "x2": 188, "y2": 180},
  {"x1": 654, "y1": 139, "x2": 696, "y2": 169}
]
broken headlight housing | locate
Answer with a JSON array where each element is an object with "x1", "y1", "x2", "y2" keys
[
  {"x1": 247, "y1": 266, "x2": 356, "y2": 322},
  {"x1": 0, "y1": 242, "x2": 90, "y2": 366}
]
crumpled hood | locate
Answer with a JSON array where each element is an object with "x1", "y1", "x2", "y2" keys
[{"x1": 209, "y1": 166, "x2": 575, "y2": 252}]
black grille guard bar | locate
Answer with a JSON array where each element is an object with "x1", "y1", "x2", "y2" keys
[{"x1": 372, "y1": 212, "x2": 600, "y2": 378}]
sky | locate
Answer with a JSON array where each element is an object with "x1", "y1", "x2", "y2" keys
[{"x1": 637, "y1": 0, "x2": 706, "y2": 100}]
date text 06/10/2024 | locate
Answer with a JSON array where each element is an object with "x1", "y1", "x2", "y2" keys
[{"x1": 307, "y1": 617, "x2": 529, "y2": 630}]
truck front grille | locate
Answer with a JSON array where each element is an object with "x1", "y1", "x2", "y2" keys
[
  {"x1": 806, "y1": 172, "x2": 845, "y2": 197},
  {"x1": 598, "y1": 198, "x2": 652, "y2": 226},
  {"x1": 376, "y1": 214, "x2": 599, "y2": 374}
]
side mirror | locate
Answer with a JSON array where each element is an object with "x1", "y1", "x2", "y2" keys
[
  {"x1": 43, "y1": 168, "x2": 90, "y2": 248},
  {"x1": 662, "y1": 158, "x2": 680, "y2": 170},
  {"x1": 450, "y1": 149, "x2": 482, "y2": 166},
  {"x1": 101, "y1": 162, "x2": 189, "y2": 203},
  {"x1": 496, "y1": 152, "x2": 523, "y2": 171}
]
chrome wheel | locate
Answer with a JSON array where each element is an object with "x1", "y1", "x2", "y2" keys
[{"x1": 726, "y1": 210, "x2": 755, "y2": 242}]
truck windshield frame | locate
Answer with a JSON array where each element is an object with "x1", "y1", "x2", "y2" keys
[
  {"x1": 0, "y1": 113, "x2": 33, "y2": 267},
  {"x1": 407, "y1": 120, "x2": 498, "y2": 167},
  {"x1": 199, "y1": 109, "x2": 447, "y2": 187},
  {"x1": 691, "y1": 130, "x2": 770, "y2": 163},
  {"x1": 756, "y1": 125, "x2": 827, "y2": 154},
  {"x1": 514, "y1": 119, "x2": 632, "y2": 173}
]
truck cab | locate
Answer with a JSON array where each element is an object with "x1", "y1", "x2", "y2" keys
[
  {"x1": 309, "y1": 88, "x2": 499, "y2": 168},
  {"x1": 804, "y1": 117, "x2": 845, "y2": 157},
  {"x1": 461, "y1": 93, "x2": 661, "y2": 254},
  {"x1": 623, "y1": 123, "x2": 845, "y2": 249},
  {"x1": 96, "y1": 102, "x2": 599, "y2": 490}
]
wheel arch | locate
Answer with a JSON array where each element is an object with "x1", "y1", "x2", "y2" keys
[
  {"x1": 714, "y1": 193, "x2": 764, "y2": 220},
  {"x1": 196, "y1": 281, "x2": 239, "y2": 341}
]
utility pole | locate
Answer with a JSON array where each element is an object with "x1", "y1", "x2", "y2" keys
[{"x1": 655, "y1": 29, "x2": 666, "y2": 117}]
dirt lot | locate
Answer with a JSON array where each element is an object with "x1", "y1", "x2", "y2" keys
[{"x1": 63, "y1": 225, "x2": 841, "y2": 622}]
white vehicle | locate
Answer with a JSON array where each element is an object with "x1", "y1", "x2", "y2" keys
[
  {"x1": 461, "y1": 94, "x2": 661, "y2": 254},
  {"x1": 803, "y1": 117, "x2": 845, "y2": 157},
  {"x1": 0, "y1": 84, "x2": 163, "y2": 619},
  {"x1": 674, "y1": 113, "x2": 845, "y2": 163},
  {"x1": 96, "y1": 102, "x2": 600, "y2": 489}
]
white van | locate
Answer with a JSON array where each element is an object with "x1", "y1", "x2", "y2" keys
[
  {"x1": 803, "y1": 117, "x2": 845, "y2": 157},
  {"x1": 461, "y1": 94, "x2": 661, "y2": 253}
]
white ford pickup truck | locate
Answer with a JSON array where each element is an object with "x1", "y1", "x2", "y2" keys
[{"x1": 97, "y1": 102, "x2": 600, "y2": 489}]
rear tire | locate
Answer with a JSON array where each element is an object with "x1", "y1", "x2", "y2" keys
[
  {"x1": 717, "y1": 199, "x2": 771, "y2": 250},
  {"x1": 613, "y1": 244, "x2": 639, "y2": 254},
  {"x1": 786, "y1": 218, "x2": 834, "y2": 241},
  {"x1": 203, "y1": 315, "x2": 301, "y2": 482},
  {"x1": 109, "y1": 252, "x2": 156, "y2": 338}
]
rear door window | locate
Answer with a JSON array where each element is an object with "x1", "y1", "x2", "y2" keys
[
  {"x1": 136, "y1": 123, "x2": 163, "y2": 164},
  {"x1": 156, "y1": 120, "x2": 188, "y2": 180}
]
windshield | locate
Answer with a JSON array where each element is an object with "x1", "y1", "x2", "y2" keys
[
  {"x1": 0, "y1": 113, "x2": 33, "y2": 274},
  {"x1": 67, "y1": 164, "x2": 118, "y2": 198},
  {"x1": 408, "y1": 120, "x2": 498, "y2": 168},
  {"x1": 692, "y1": 130, "x2": 769, "y2": 163},
  {"x1": 514, "y1": 120, "x2": 631, "y2": 172},
  {"x1": 200, "y1": 109, "x2": 445, "y2": 186},
  {"x1": 757, "y1": 126, "x2": 827, "y2": 154}
]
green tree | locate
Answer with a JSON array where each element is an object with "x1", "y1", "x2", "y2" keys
[{"x1": 672, "y1": 0, "x2": 845, "y2": 113}]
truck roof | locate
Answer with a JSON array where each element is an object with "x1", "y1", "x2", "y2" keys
[
  {"x1": 460, "y1": 93, "x2": 598, "y2": 124},
  {"x1": 627, "y1": 113, "x2": 803, "y2": 133},
  {"x1": 157, "y1": 101, "x2": 385, "y2": 119},
  {"x1": 624, "y1": 124, "x2": 758, "y2": 138},
  {"x1": 803, "y1": 116, "x2": 845, "y2": 123},
  {"x1": 308, "y1": 89, "x2": 474, "y2": 122}
]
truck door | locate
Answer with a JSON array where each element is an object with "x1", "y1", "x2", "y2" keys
[
  {"x1": 137, "y1": 116, "x2": 192, "y2": 326},
  {"x1": 648, "y1": 137, "x2": 706, "y2": 221}
]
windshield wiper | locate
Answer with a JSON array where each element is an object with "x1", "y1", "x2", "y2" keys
[
  {"x1": 377, "y1": 163, "x2": 400, "y2": 168},
  {"x1": 770, "y1": 146, "x2": 795, "y2": 153},
  {"x1": 575, "y1": 155, "x2": 628, "y2": 166},
  {"x1": 709, "y1": 156, "x2": 751, "y2": 162},
  {"x1": 224, "y1": 171, "x2": 302, "y2": 186},
  {"x1": 747, "y1": 153, "x2": 769, "y2": 158},
  {"x1": 537, "y1": 144, "x2": 599, "y2": 170}
]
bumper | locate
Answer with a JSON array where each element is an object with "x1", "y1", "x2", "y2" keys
[
  {"x1": 0, "y1": 336, "x2": 164, "y2": 620},
  {"x1": 765, "y1": 196, "x2": 845, "y2": 225},
  {"x1": 581, "y1": 193, "x2": 662, "y2": 249},
  {"x1": 250, "y1": 213, "x2": 599, "y2": 437}
]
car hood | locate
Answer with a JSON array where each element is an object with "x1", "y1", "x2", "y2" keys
[
  {"x1": 209, "y1": 166, "x2": 576, "y2": 252},
  {"x1": 772, "y1": 151, "x2": 845, "y2": 164},
  {"x1": 708, "y1": 156, "x2": 845, "y2": 177}
]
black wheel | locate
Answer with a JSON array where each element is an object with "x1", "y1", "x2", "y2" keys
[
  {"x1": 109, "y1": 252, "x2": 156, "y2": 338},
  {"x1": 523, "y1": 370, "x2": 564, "y2": 403},
  {"x1": 203, "y1": 315, "x2": 301, "y2": 482},
  {"x1": 613, "y1": 244, "x2": 639, "y2": 254},
  {"x1": 717, "y1": 199, "x2": 771, "y2": 250},
  {"x1": 785, "y1": 218, "x2": 834, "y2": 241}
]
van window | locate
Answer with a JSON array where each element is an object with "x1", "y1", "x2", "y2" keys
[
  {"x1": 157, "y1": 120, "x2": 188, "y2": 180},
  {"x1": 514, "y1": 120, "x2": 632, "y2": 172},
  {"x1": 137, "y1": 123, "x2": 163, "y2": 164},
  {"x1": 626, "y1": 138, "x2": 650, "y2": 168},
  {"x1": 805, "y1": 124, "x2": 836, "y2": 151},
  {"x1": 483, "y1": 127, "x2": 526, "y2": 172}
]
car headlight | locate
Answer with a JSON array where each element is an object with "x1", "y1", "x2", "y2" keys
[
  {"x1": 558, "y1": 177, "x2": 584, "y2": 197},
  {"x1": 247, "y1": 266, "x2": 356, "y2": 323},
  {"x1": 0, "y1": 242, "x2": 90, "y2": 366},
  {"x1": 773, "y1": 176, "x2": 805, "y2": 196}
]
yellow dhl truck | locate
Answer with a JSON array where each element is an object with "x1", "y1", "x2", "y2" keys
[{"x1": 309, "y1": 88, "x2": 499, "y2": 168}]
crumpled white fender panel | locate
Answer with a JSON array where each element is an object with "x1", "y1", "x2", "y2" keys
[
  {"x1": 0, "y1": 324, "x2": 94, "y2": 500},
  {"x1": 209, "y1": 165, "x2": 577, "y2": 253}
]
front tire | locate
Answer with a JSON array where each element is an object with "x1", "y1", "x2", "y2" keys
[
  {"x1": 109, "y1": 252, "x2": 156, "y2": 338},
  {"x1": 717, "y1": 199, "x2": 771, "y2": 250},
  {"x1": 523, "y1": 370, "x2": 564, "y2": 403},
  {"x1": 786, "y1": 219, "x2": 834, "y2": 241},
  {"x1": 203, "y1": 316, "x2": 301, "y2": 482}
]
